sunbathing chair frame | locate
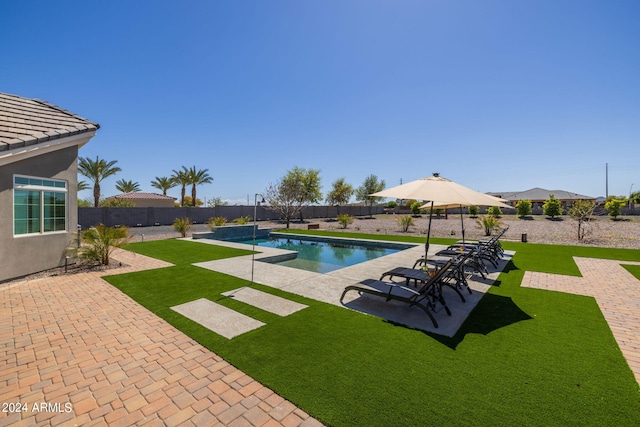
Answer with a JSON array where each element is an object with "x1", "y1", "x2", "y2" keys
[{"x1": 340, "y1": 258, "x2": 457, "y2": 328}]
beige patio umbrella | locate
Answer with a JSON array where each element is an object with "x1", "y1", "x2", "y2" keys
[{"x1": 371, "y1": 173, "x2": 513, "y2": 257}]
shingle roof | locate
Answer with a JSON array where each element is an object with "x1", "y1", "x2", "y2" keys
[
  {"x1": 107, "y1": 192, "x2": 177, "y2": 200},
  {"x1": 0, "y1": 92, "x2": 100, "y2": 152},
  {"x1": 489, "y1": 187, "x2": 595, "y2": 201}
]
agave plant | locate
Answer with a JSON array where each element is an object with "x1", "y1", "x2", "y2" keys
[{"x1": 78, "y1": 224, "x2": 130, "y2": 265}]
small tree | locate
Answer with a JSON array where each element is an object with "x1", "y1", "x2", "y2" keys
[
  {"x1": 356, "y1": 174, "x2": 385, "y2": 218},
  {"x1": 396, "y1": 215, "x2": 414, "y2": 232},
  {"x1": 326, "y1": 177, "x2": 354, "y2": 216},
  {"x1": 173, "y1": 217, "x2": 192, "y2": 237},
  {"x1": 386, "y1": 201, "x2": 398, "y2": 209},
  {"x1": 568, "y1": 200, "x2": 596, "y2": 241},
  {"x1": 605, "y1": 198, "x2": 625, "y2": 220},
  {"x1": 543, "y1": 194, "x2": 563, "y2": 219},
  {"x1": 265, "y1": 177, "x2": 304, "y2": 229},
  {"x1": 468, "y1": 205, "x2": 479, "y2": 217},
  {"x1": 516, "y1": 200, "x2": 532, "y2": 218},
  {"x1": 78, "y1": 224, "x2": 130, "y2": 266}
]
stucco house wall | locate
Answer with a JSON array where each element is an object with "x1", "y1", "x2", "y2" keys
[
  {"x1": 0, "y1": 92, "x2": 99, "y2": 282},
  {"x1": 0, "y1": 147, "x2": 83, "y2": 281}
]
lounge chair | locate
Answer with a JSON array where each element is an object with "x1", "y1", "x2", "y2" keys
[
  {"x1": 382, "y1": 251, "x2": 474, "y2": 301},
  {"x1": 340, "y1": 258, "x2": 457, "y2": 328}
]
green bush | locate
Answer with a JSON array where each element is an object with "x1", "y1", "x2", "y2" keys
[
  {"x1": 386, "y1": 201, "x2": 398, "y2": 209},
  {"x1": 232, "y1": 216, "x2": 252, "y2": 225},
  {"x1": 487, "y1": 206, "x2": 503, "y2": 217},
  {"x1": 410, "y1": 202, "x2": 423, "y2": 216},
  {"x1": 516, "y1": 200, "x2": 532, "y2": 218},
  {"x1": 468, "y1": 205, "x2": 479, "y2": 217},
  {"x1": 337, "y1": 214, "x2": 354, "y2": 229},
  {"x1": 100, "y1": 198, "x2": 135, "y2": 207},
  {"x1": 396, "y1": 215, "x2": 414, "y2": 232},
  {"x1": 207, "y1": 217, "x2": 227, "y2": 228},
  {"x1": 173, "y1": 217, "x2": 192, "y2": 237},
  {"x1": 543, "y1": 194, "x2": 563, "y2": 218},
  {"x1": 605, "y1": 199, "x2": 625, "y2": 219}
]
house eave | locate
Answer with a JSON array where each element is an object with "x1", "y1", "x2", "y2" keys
[{"x1": 0, "y1": 130, "x2": 97, "y2": 167}]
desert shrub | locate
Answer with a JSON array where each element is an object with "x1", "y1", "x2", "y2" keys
[
  {"x1": 487, "y1": 206, "x2": 503, "y2": 217},
  {"x1": 516, "y1": 200, "x2": 532, "y2": 218},
  {"x1": 78, "y1": 224, "x2": 130, "y2": 265},
  {"x1": 543, "y1": 195, "x2": 563, "y2": 218},
  {"x1": 410, "y1": 202, "x2": 423, "y2": 216},
  {"x1": 100, "y1": 198, "x2": 135, "y2": 207},
  {"x1": 404, "y1": 199, "x2": 417, "y2": 208},
  {"x1": 232, "y1": 216, "x2": 252, "y2": 225},
  {"x1": 568, "y1": 200, "x2": 596, "y2": 240},
  {"x1": 605, "y1": 199, "x2": 625, "y2": 219},
  {"x1": 396, "y1": 215, "x2": 414, "y2": 232},
  {"x1": 207, "y1": 217, "x2": 227, "y2": 228},
  {"x1": 337, "y1": 214, "x2": 354, "y2": 229},
  {"x1": 468, "y1": 205, "x2": 479, "y2": 217},
  {"x1": 476, "y1": 215, "x2": 501, "y2": 236},
  {"x1": 173, "y1": 217, "x2": 192, "y2": 237}
]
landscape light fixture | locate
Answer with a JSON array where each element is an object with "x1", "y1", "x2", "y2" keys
[{"x1": 251, "y1": 193, "x2": 266, "y2": 283}]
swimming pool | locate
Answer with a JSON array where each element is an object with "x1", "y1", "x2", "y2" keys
[{"x1": 237, "y1": 234, "x2": 414, "y2": 273}]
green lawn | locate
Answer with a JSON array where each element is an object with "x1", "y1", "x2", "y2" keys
[{"x1": 106, "y1": 233, "x2": 640, "y2": 426}]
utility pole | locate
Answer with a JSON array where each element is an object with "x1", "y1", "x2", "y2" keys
[{"x1": 605, "y1": 163, "x2": 608, "y2": 200}]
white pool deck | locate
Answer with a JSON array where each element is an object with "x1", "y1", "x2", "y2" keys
[{"x1": 189, "y1": 236, "x2": 512, "y2": 337}]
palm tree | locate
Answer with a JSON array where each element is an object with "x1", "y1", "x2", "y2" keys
[
  {"x1": 150, "y1": 176, "x2": 176, "y2": 196},
  {"x1": 115, "y1": 179, "x2": 141, "y2": 193},
  {"x1": 171, "y1": 167, "x2": 191, "y2": 207},
  {"x1": 78, "y1": 180, "x2": 90, "y2": 192},
  {"x1": 187, "y1": 166, "x2": 213, "y2": 207},
  {"x1": 78, "y1": 156, "x2": 122, "y2": 207}
]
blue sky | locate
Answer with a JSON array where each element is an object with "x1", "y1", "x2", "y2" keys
[{"x1": 3, "y1": 0, "x2": 639, "y2": 203}]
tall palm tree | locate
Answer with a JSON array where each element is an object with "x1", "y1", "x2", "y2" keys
[
  {"x1": 115, "y1": 179, "x2": 141, "y2": 193},
  {"x1": 187, "y1": 166, "x2": 213, "y2": 207},
  {"x1": 171, "y1": 167, "x2": 191, "y2": 207},
  {"x1": 78, "y1": 156, "x2": 121, "y2": 207},
  {"x1": 150, "y1": 176, "x2": 176, "y2": 196}
]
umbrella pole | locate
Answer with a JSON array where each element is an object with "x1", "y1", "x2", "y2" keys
[
  {"x1": 425, "y1": 201, "x2": 433, "y2": 260},
  {"x1": 460, "y1": 204, "x2": 465, "y2": 245}
]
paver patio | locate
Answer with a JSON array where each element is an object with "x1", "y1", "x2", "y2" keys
[
  {"x1": 521, "y1": 257, "x2": 640, "y2": 384},
  {"x1": 3, "y1": 245, "x2": 640, "y2": 427},
  {"x1": 0, "y1": 249, "x2": 322, "y2": 427}
]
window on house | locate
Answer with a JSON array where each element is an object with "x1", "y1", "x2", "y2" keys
[{"x1": 14, "y1": 175, "x2": 67, "y2": 236}]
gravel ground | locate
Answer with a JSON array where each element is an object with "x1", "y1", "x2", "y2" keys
[{"x1": 127, "y1": 214, "x2": 640, "y2": 250}]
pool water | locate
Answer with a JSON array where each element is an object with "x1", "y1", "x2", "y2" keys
[{"x1": 239, "y1": 235, "x2": 409, "y2": 273}]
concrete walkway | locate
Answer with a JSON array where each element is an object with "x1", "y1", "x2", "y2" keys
[
  {"x1": 521, "y1": 257, "x2": 640, "y2": 384},
  {"x1": 0, "y1": 249, "x2": 322, "y2": 427}
]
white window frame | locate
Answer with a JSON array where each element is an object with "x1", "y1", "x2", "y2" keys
[{"x1": 13, "y1": 174, "x2": 68, "y2": 237}]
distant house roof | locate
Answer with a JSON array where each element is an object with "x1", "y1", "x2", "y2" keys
[
  {"x1": 0, "y1": 92, "x2": 100, "y2": 152},
  {"x1": 107, "y1": 192, "x2": 177, "y2": 201},
  {"x1": 488, "y1": 188, "x2": 595, "y2": 201}
]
